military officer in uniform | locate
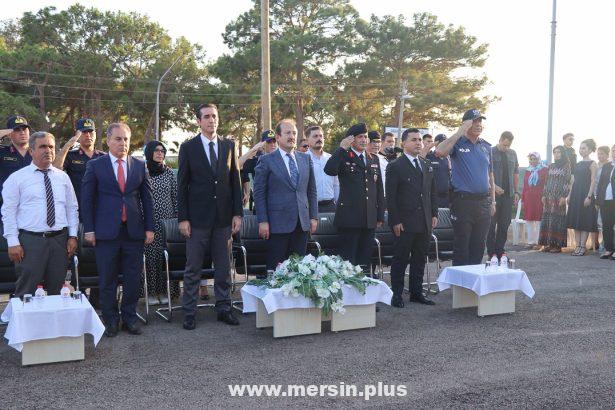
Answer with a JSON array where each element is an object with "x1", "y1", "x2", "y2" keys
[
  {"x1": 324, "y1": 123, "x2": 384, "y2": 272},
  {"x1": 0, "y1": 116, "x2": 33, "y2": 205},
  {"x1": 54, "y1": 118, "x2": 105, "y2": 213}
]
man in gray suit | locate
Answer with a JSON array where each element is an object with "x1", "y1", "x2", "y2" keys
[{"x1": 254, "y1": 119, "x2": 318, "y2": 272}]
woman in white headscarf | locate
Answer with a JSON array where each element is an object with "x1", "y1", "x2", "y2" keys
[{"x1": 521, "y1": 152, "x2": 548, "y2": 248}]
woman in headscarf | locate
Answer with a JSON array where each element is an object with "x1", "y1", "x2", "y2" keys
[
  {"x1": 142, "y1": 141, "x2": 180, "y2": 304},
  {"x1": 538, "y1": 146, "x2": 572, "y2": 253},
  {"x1": 521, "y1": 152, "x2": 548, "y2": 249}
]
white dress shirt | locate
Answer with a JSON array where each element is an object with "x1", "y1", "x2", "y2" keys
[
  {"x1": 1, "y1": 164, "x2": 79, "y2": 247},
  {"x1": 376, "y1": 153, "x2": 388, "y2": 196},
  {"x1": 404, "y1": 152, "x2": 422, "y2": 171},
  {"x1": 308, "y1": 150, "x2": 339, "y2": 201},
  {"x1": 200, "y1": 134, "x2": 218, "y2": 167},
  {"x1": 351, "y1": 148, "x2": 367, "y2": 164},
  {"x1": 278, "y1": 148, "x2": 299, "y2": 178},
  {"x1": 108, "y1": 152, "x2": 128, "y2": 183}
]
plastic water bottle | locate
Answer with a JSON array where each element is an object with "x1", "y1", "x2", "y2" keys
[
  {"x1": 489, "y1": 255, "x2": 498, "y2": 272},
  {"x1": 500, "y1": 254, "x2": 508, "y2": 271},
  {"x1": 34, "y1": 285, "x2": 45, "y2": 308},
  {"x1": 61, "y1": 283, "x2": 71, "y2": 305}
]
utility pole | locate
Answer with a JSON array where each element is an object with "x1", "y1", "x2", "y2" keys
[
  {"x1": 261, "y1": 0, "x2": 272, "y2": 132},
  {"x1": 156, "y1": 55, "x2": 182, "y2": 141},
  {"x1": 546, "y1": 0, "x2": 557, "y2": 163},
  {"x1": 396, "y1": 80, "x2": 411, "y2": 146}
]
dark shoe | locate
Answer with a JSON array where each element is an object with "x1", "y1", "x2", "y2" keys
[
  {"x1": 600, "y1": 252, "x2": 613, "y2": 259},
  {"x1": 104, "y1": 322, "x2": 119, "y2": 337},
  {"x1": 121, "y1": 321, "x2": 142, "y2": 335},
  {"x1": 183, "y1": 316, "x2": 196, "y2": 330},
  {"x1": 217, "y1": 311, "x2": 239, "y2": 326},
  {"x1": 409, "y1": 295, "x2": 435, "y2": 305},
  {"x1": 391, "y1": 296, "x2": 405, "y2": 308}
]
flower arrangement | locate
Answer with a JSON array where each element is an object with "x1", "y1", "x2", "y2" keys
[{"x1": 248, "y1": 254, "x2": 378, "y2": 315}]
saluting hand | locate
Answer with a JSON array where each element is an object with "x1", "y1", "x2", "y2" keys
[
  {"x1": 339, "y1": 136, "x2": 354, "y2": 150},
  {"x1": 64, "y1": 131, "x2": 81, "y2": 148},
  {"x1": 458, "y1": 119, "x2": 474, "y2": 135}
]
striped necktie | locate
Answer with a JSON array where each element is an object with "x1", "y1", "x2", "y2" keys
[{"x1": 37, "y1": 169, "x2": 55, "y2": 227}]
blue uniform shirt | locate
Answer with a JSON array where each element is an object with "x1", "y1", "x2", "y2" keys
[
  {"x1": 64, "y1": 148, "x2": 105, "y2": 205},
  {"x1": 0, "y1": 144, "x2": 32, "y2": 202},
  {"x1": 450, "y1": 136, "x2": 492, "y2": 194},
  {"x1": 426, "y1": 151, "x2": 451, "y2": 195}
]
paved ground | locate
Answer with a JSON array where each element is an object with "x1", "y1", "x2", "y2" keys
[{"x1": 1, "y1": 247, "x2": 614, "y2": 409}]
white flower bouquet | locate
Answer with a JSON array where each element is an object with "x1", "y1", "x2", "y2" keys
[{"x1": 248, "y1": 254, "x2": 378, "y2": 315}]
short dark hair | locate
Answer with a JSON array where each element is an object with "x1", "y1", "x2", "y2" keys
[
  {"x1": 500, "y1": 131, "x2": 514, "y2": 142},
  {"x1": 401, "y1": 128, "x2": 420, "y2": 142},
  {"x1": 382, "y1": 132, "x2": 395, "y2": 140},
  {"x1": 305, "y1": 125, "x2": 322, "y2": 138},
  {"x1": 581, "y1": 138, "x2": 597, "y2": 153},
  {"x1": 195, "y1": 103, "x2": 218, "y2": 119},
  {"x1": 275, "y1": 118, "x2": 296, "y2": 136},
  {"x1": 422, "y1": 134, "x2": 433, "y2": 141}
]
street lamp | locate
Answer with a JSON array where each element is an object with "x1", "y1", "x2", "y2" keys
[{"x1": 156, "y1": 55, "x2": 183, "y2": 141}]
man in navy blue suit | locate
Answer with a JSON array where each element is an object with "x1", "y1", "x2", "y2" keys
[
  {"x1": 253, "y1": 119, "x2": 318, "y2": 272},
  {"x1": 81, "y1": 122, "x2": 154, "y2": 337}
]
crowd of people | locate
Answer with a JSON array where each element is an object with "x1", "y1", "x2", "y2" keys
[{"x1": 1, "y1": 105, "x2": 613, "y2": 337}]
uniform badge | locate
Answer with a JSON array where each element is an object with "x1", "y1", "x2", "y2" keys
[
  {"x1": 72, "y1": 160, "x2": 84, "y2": 165},
  {"x1": 3, "y1": 157, "x2": 17, "y2": 162},
  {"x1": 374, "y1": 173, "x2": 378, "y2": 182}
]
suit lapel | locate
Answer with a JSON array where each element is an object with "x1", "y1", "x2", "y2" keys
[
  {"x1": 216, "y1": 138, "x2": 228, "y2": 176},
  {"x1": 351, "y1": 150, "x2": 366, "y2": 168},
  {"x1": 403, "y1": 154, "x2": 421, "y2": 178},
  {"x1": 125, "y1": 156, "x2": 136, "y2": 190},
  {"x1": 420, "y1": 157, "x2": 430, "y2": 186},
  {"x1": 196, "y1": 134, "x2": 215, "y2": 176},
  {"x1": 272, "y1": 150, "x2": 294, "y2": 190},
  {"x1": 103, "y1": 155, "x2": 121, "y2": 193}
]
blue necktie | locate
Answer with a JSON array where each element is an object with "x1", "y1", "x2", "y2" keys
[{"x1": 287, "y1": 153, "x2": 299, "y2": 187}]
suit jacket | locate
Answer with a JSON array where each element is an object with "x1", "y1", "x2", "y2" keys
[
  {"x1": 81, "y1": 154, "x2": 154, "y2": 240},
  {"x1": 177, "y1": 135, "x2": 242, "y2": 229},
  {"x1": 385, "y1": 154, "x2": 438, "y2": 234},
  {"x1": 253, "y1": 149, "x2": 317, "y2": 234},
  {"x1": 596, "y1": 162, "x2": 615, "y2": 206},
  {"x1": 324, "y1": 147, "x2": 384, "y2": 229}
]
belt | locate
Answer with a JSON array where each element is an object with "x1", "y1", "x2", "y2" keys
[
  {"x1": 19, "y1": 227, "x2": 67, "y2": 238},
  {"x1": 318, "y1": 199, "x2": 335, "y2": 205},
  {"x1": 451, "y1": 192, "x2": 490, "y2": 200}
]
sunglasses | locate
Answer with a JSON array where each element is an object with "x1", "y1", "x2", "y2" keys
[{"x1": 301, "y1": 144, "x2": 309, "y2": 149}]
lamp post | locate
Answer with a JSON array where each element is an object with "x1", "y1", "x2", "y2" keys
[
  {"x1": 261, "y1": 0, "x2": 272, "y2": 132},
  {"x1": 546, "y1": 0, "x2": 557, "y2": 163},
  {"x1": 156, "y1": 56, "x2": 182, "y2": 141},
  {"x1": 396, "y1": 80, "x2": 411, "y2": 146}
]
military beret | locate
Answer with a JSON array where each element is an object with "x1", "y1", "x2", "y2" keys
[
  {"x1": 346, "y1": 123, "x2": 368, "y2": 137},
  {"x1": 368, "y1": 131, "x2": 381, "y2": 142}
]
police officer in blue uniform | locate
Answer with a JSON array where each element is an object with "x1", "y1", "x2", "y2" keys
[
  {"x1": 0, "y1": 116, "x2": 33, "y2": 204},
  {"x1": 425, "y1": 134, "x2": 451, "y2": 208},
  {"x1": 435, "y1": 109, "x2": 496, "y2": 266},
  {"x1": 53, "y1": 118, "x2": 104, "y2": 213},
  {"x1": 324, "y1": 123, "x2": 385, "y2": 271}
]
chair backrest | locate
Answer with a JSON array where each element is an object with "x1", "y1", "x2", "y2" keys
[
  {"x1": 309, "y1": 212, "x2": 341, "y2": 257},
  {"x1": 431, "y1": 208, "x2": 454, "y2": 254},
  {"x1": 235, "y1": 214, "x2": 268, "y2": 275},
  {"x1": 0, "y1": 224, "x2": 16, "y2": 294},
  {"x1": 77, "y1": 224, "x2": 100, "y2": 284},
  {"x1": 374, "y1": 212, "x2": 395, "y2": 261}
]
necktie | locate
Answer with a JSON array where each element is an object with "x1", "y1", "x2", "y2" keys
[
  {"x1": 209, "y1": 141, "x2": 218, "y2": 175},
  {"x1": 116, "y1": 159, "x2": 127, "y2": 222},
  {"x1": 414, "y1": 158, "x2": 422, "y2": 174},
  {"x1": 37, "y1": 169, "x2": 55, "y2": 227},
  {"x1": 358, "y1": 153, "x2": 364, "y2": 165},
  {"x1": 287, "y1": 153, "x2": 299, "y2": 187}
]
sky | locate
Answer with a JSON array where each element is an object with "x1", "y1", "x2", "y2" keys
[{"x1": 7, "y1": 0, "x2": 615, "y2": 165}]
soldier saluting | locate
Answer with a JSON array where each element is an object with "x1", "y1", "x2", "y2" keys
[{"x1": 324, "y1": 123, "x2": 384, "y2": 272}]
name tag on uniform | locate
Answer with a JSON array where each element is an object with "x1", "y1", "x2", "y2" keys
[
  {"x1": 72, "y1": 160, "x2": 85, "y2": 165},
  {"x1": 459, "y1": 148, "x2": 470, "y2": 153},
  {"x1": 3, "y1": 157, "x2": 17, "y2": 162},
  {"x1": 370, "y1": 164, "x2": 378, "y2": 168}
]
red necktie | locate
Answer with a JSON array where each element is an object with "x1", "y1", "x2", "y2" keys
[{"x1": 116, "y1": 159, "x2": 127, "y2": 222}]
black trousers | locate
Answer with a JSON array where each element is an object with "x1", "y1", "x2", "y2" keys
[
  {"x1": 266, "y1": 221, "x2": 309, "y2": 271},
  {"x1": 390, "y1": 230, "x2": 429, "y2": 298},
  {"x1": 338, "y1": 227, "x2": 375, "y2": 269},
  {"x1": 451, "y1": 195, "x2": 492, "y2": 266},
  {"x1": 601, "y1": 200, "x2": 615, "y2": 252},
  {"x1": 486, "y1": 194, "x2": 514, "y2": 257}
]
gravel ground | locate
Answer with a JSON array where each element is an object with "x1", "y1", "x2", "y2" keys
[{"x1": 1, "y1": 247, "x2": 614, "y2": 409}]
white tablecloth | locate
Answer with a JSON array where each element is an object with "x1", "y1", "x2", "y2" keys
[
  {"x1": 241, "y1": 280, "x2": 393, "y2": 314},
  {"x1": 437, "y1": 264, "x2": 535, "y2": 298},
  {"x1": 1, "y1": 295, "x2": 106, "y2": 352}
]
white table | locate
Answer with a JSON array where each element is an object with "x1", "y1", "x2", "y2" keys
[
  {"x1": 437, "y1": 264, "x2": 535, "y2": 316},
  {"x1": 241, "y1": 281, "x2": 392, "y2": 337},
  {"x1": 1, "y1": 295, "x2": 105, "y2": 365}
]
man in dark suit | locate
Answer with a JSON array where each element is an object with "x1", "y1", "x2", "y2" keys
[
  {"x1": 253, "y1": 119, "x2": 318, "y2": 272},
  {"x1": 177, "y1": 103, "x2": 242, "y2": 330},
  {"x1": 596, "y1": 145, "x2": 615, "y2": 260},
  {"x1": 324, "y1": 123, "x2": 385, "y2": 271},
  {"x1": 386, "y1": 128, "x2": 438, "y2": 307},
  {"x1": 82, "y1": 122, "x2": 154, "y2": 336}
]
